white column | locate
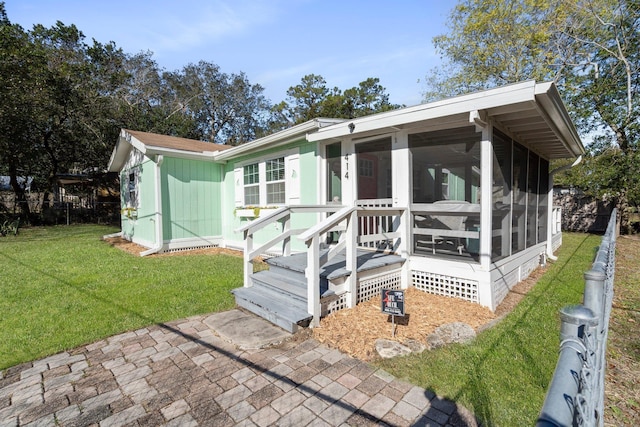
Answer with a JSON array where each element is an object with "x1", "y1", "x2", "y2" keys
[{"x1": 480, "y1": 126, "x2": 493, "y2": 270}]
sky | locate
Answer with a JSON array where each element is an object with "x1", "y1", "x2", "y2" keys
[{"x1": 5, "y1": 1, "x2": 455, "y2": 107}]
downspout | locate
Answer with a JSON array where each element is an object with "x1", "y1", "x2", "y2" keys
[
  {"x1": 141, "y1": 155, "x2": 164, "y2": 257},
  {"x1": 546, "y1": 155, "x2": 582, "y2": 260}
]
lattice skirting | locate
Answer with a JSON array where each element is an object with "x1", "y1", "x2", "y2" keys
[
  {"x1": 323, "y1": 293, "x2": 348, "y2": 316},
  {"x1": 357, "y1": 271, "x2": 402, "y2": 304},
  {"x1": 163, "y1": 244, "x2": 219, "y2": 254},
  {"x1": 412, "y1": 270, "x2": 479, "y2": 303},
  {"x1": 322, "y1": 270, "x2": 402, "y2": 316}
]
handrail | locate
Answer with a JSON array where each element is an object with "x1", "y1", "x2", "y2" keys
[{"x1": 298, "y1": 206, "x2": 356, "y2": 244}]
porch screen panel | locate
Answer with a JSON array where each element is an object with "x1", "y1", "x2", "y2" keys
[
  {"x1": 409, "y1": 127, "x2": 481, "y2": 204},
  {"x1": 355, "y1": 137, "x2": 392, "y2": 200},
  {"x1": 538, "y1": 158, "x2": 549, "y2": 244},
  {"x1": 492, "y1": 129, "x2": 512, "y2": 261},
  {"x1": 512, "y1": 143, "x2": 528, "y2": 253},
  {"x1": 526, "y1": 152, "x2": 540, "y2": 247}
]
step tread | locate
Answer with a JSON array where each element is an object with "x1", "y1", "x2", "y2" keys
[
  {"x1": 232, "y1": 286, "x2": 311, "y2": 324},
  {"x1": 251, "y1": 270, "x2": 307, "y2": 300}
]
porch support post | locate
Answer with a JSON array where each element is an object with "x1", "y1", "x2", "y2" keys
[
  {"x1": 306, "y1": 235, "x2": 321, "y2": 326},
  {"x1": 345, "y1": 209, "x2": 358, "y2": 307},
  {"x1": 393, "y1": 131, "x2": 411, "y2": 290},
  {"x1": 477, "y1": 116, "x2": 493, "y2": 271}
]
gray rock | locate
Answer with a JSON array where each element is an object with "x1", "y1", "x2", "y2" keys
[
  {"x1": 426, "y1": 322, "x2": 476, "y2": 349},
  {"x1": 403, "y1": 339, "x2": 426, "y2": 354},
  {"x1": 375, "y1": 339, "x2": 412, "y2": 358}
]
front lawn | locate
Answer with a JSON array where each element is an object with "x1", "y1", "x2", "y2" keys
[{"x1": 0, "y1": 225, "x2": 243, "y2": 370}]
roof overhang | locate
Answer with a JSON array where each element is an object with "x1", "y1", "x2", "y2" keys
[
  {"x1": 307, "y1": 80, "x2": 585, "y2": 159},
  {"x1": 107, "y1": 129, "x2": 225, "y2": 172},
  {"x1": 213, "y1": 118, "x2": 344, "y2": 162}
]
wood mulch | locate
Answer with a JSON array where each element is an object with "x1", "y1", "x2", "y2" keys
[
  {"x1": 312, "y1": 267, "x2": 546, "y2": 361},
  {"x1": 104, "y1": 235, "x2": 544, "y2": 361}
]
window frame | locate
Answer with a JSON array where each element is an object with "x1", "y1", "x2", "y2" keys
[{"x1": 237, "y1": 149, "x2": 297, "y2": 207}]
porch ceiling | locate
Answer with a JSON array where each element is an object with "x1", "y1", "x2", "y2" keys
[{"x1": 307, "y1": 81, "x2": 585, "y2": 160}]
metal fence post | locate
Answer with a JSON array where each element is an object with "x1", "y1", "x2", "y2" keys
[{"x1": 537, "y1": 305, "x2": 598, "y2": 427}]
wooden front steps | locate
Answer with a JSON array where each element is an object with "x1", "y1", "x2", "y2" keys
[{"x1": 232, "y1": 250, "x2": 405, "y2": 333}]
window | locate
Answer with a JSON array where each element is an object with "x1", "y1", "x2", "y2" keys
[
  {"x1": 243, "y1": 163, "x2": 260, "y2": 205},
  {"x1": 239, "y1": 155, "x2": 292, "y2": 206},
  {"x1": 126, "y1": 171, "x2": 138, "y2": 208},
  {"x1": 358, "y1": 158, "x2": 373, "y2": 177},
  {"x1": 266, "y1": 157, "x2": 285, "y2": 204}
]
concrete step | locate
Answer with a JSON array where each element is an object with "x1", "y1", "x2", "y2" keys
[{"x1": 232, "y1": 286, "x2": 312, "y2": 333}]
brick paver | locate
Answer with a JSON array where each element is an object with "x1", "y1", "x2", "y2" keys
[{"x1": 0, "y1": 313, "x2": 479, "y2": 426}]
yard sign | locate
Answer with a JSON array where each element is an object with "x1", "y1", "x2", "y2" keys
[{"x1": 381, "y1": 289, "x2": 405, "y2": 338}]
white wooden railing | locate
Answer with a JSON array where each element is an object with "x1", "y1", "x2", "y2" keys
[
  {"x1": 236, "y1": 203, "x2": 408, "y2": 326},
  {"x1": 235, "y1": 205, "x2": 343, "y2": 288},
  {"x1": 299, "y1": 205, "x2": 407, "y2": 325}
]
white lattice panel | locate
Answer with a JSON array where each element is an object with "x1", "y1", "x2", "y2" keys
[
  {"x1": 412, "y1": 270, "x2": 479, "y2": 303},
  {"x1": 323, "y1": 293, "x2": 348, "y2": 315},
  {"x1": 357, "y1": 271, "x2": 402, "y2": 303}
]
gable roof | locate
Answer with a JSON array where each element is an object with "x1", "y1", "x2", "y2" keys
[
  {"x1": 307, "y1": 80, "x2": 585, "y2": 159},
  {"x1": 126, "y1": 129, "x2": 231, "y2": 154},
  {"x1": 108, "y1": 129, "x2": 230, "y2": 172}
]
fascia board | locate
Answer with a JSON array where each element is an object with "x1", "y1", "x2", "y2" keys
[
  {"x1": 107, "y1": 133, "x2": 133, "y2": 172},
  {"x1": 144, "y1": 147, "x2": 218, "y2": 161},
  {"x1": 214, "y1": 119, "x2": 343, "y2": 161},
  {"x1": 308, "y1": 81, "x2": 538, "y2": 142},
  {"x1": 534, "y1": 83, "x2": 585, "y2": 156}
]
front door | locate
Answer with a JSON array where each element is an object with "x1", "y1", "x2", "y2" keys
[{"x1": 355, "y1": 137, "x2": 392, "y2": 202}]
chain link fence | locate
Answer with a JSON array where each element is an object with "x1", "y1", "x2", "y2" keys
[{"x1": 536, "y1": 208, "x2": 617, "y2": 427}]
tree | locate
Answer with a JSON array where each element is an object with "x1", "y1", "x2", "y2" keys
[
  {"x1": 427, "y1": 0, "x2": 640, "y2": 231},
  {"x1": 163, "y1": 61, "x2": 272, "y2": 145},
  {"x1": 279, "y1": 74, "x2": 401, "y2": 125}
]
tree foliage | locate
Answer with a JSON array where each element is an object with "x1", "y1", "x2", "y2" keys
[
  {"x1": 275, "y1": 74, "x2": 401, "y2": 126},
  {"x1": 427, "y1": 0, "x2": 640, "y2": 229},
  {"x1": 0, "y1": 2, "x2": 401, "y2": 222}
]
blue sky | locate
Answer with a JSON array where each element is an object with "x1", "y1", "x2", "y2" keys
[{"x1": 5, "y1": 1, "x2": 455, "y2": 107}]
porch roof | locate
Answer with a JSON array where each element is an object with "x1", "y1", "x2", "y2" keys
[{"x1": 307, "y1": 81, "x2": 585, "y2": 160}]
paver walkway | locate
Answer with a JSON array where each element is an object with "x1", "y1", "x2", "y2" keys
[{"x1": 0, "y1": 312, "x2": 478, "y2": 426}]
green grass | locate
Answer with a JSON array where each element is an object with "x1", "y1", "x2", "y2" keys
[
  {"x1": 0, "y1": 225, "x2": 243, "y2": 370},
  {"x1": 0, "y1": 227, "x2": 610, "y2": 425},
  {"x1": 375, "y1": 232, "x2": 602, "y2": 427}
]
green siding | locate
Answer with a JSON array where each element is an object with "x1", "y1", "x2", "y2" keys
[
  {"x1": 221, "y1": 139, "x2": 320, "y2": 251},
  {"x1": 161, "y1": 157, "x2": 222, "y2": 241},
  {"x1": 121, "y1": 158, "x2": 157, "y2": 246}
]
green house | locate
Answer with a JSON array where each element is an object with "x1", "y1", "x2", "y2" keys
[{"x1": 108, "y1": 81, "x2": 584, "y2": 331}]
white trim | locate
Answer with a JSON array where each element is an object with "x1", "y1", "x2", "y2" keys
[
  {"x1": 235, "y1": 148, "x2": 298, "y2": 207},
  {"x1": 214, "y1": 118, "x2": 343, "y2": 162}
]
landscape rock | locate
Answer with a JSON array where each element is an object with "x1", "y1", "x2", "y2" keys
[
  {"x1": 403, "y1": 339, "x2": 426, "y2": 354},
  {"x1": 375, "y1": 339, "x2": 412, "y2": 358},
  {"x1": 426, "y1": 322, "x2": 476, "y2": 350}
]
